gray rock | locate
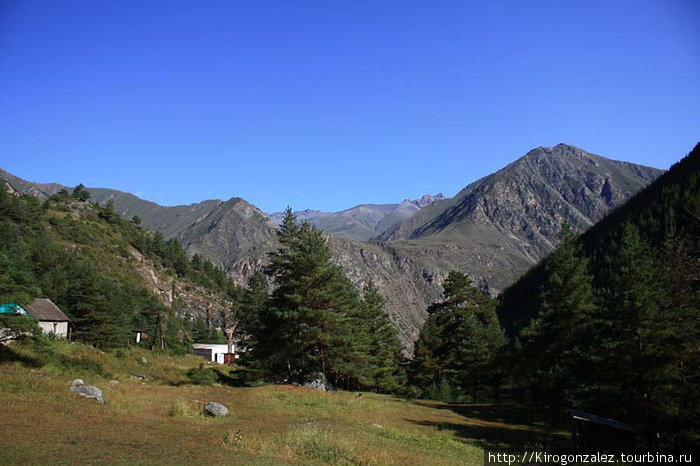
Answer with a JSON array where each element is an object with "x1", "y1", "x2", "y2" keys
[
  {"x1": 69, "y1": 385, "x2": 106, "y2": 404},
  {"x1": 68, "y1": 378, "x2": 84, "y2": 387},
  {"x1": 204, "y1": 401, "x2": 229, "y2": 417},
  {"x1": 129, "y1": 374, "x2": 147, "y2": 381},
  {"x1": 302, "y1": 372, "x2": 333, "y2": 392}
]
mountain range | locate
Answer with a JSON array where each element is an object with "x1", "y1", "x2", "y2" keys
[
  {"x1": 267, "y1": 194, "x2": 446, "y2": 241},
  {"x1": 0, "y1": 143, "x2": 663, "y2": 350}
]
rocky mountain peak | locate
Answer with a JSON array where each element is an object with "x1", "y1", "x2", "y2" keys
[{"x1": 401, "y1": 193, "x2": 446, "y2": 209}]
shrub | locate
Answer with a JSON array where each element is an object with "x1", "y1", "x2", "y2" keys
[{"x1": 186, "y1": 363, "x2": 217, "y2": 385}]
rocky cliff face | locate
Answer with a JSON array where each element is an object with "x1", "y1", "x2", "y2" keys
[
  {"x1": 1, "y1": 144, "x2": 663, "y2": 351},
  {"x1": 381, "y1": 144, "x2": 661, "y2": 259}
]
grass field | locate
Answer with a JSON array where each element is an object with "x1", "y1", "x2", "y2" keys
[{"x1": 0, "y1": 341, "x2": 567, "y2": 465}]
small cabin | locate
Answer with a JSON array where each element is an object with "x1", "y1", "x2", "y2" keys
[
  {"x1": 24, "y1": 298, "x2": 71, "y2": 339},
  {"x1": 192, "y1": 343, "x2": 241, "y2": 364}
]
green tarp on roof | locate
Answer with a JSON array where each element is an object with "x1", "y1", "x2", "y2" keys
[{"x1": 0, "y1": 303, "x2": 27, "y2": 316}]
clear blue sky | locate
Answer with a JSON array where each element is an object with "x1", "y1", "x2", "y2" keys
[{"x1": 1, "y1": 0, "x2": 698, "y2": 212}]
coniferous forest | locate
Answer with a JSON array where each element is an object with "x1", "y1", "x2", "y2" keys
[{"x1": 496, "y1": 143, "x2": 700, "y2": 450}]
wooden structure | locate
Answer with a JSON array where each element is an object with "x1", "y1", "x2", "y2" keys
[{"x1": 25, "y1": 298, "x2": 71, "y2": 339}]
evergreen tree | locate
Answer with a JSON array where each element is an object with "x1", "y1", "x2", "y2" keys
[
  {"x1": 237, "y1": 272, "x2": 269, "y2": 345},
  {"x1": 359, "y1": 283, "x2": 404, "y2": 392},
  {"x1": 411, "y1": 271, "x2": 505, "y2": 401},
  {"x1": 71, "y1": 183, "x2": 91, "y2": 201},
  {"x1": 64, "y1": 263, "x2": 129, "y2": 348},
  {"x1": 520, "y1": 223, "x2": 598, "y2": 415},
  {"x1": 410, "y1": 314, "x2": 444, "y2": 389},
  {"x1": 252, "y1": 208, "x2": 402, "y2": 391},
  {"x1": 596, "y1": 224, "x2": 670, "y2": 445}
]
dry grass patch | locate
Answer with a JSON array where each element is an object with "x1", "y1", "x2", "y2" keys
[{"x1": 0, "y1": 341, "x2": 566, "y2": 465}]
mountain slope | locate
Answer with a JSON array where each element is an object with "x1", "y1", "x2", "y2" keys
[
  {"x1": 380, "y1": 144, "x2": 661, "y2": 261},
  {"x1": 498, "y1": 142, "x2": 699, "y2": 338},
  {"x1": 176, "y1": 197, "x2": 279, "y2": 278},
  {"x1": 87, "y1": 188, "x2": 223, "y2": 238}
]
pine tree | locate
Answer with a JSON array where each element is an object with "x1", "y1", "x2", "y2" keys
[
  {"x1": 520, "y1": 223, "x2": 598, "y2": 415},
  {"x1": 252, "y1": 208, "x2": 403, "y2": 391},
  {"x1": 597, "y1": 223, "x2": 670, "y2": 445},
  {"x1": 71, "y1": 183, "x2": 91, "y2": 201},
  {"x1": 256, "y1": 209, "x2": 357, "y2": 382},
  {"x1": 411, "y1": 271, "x2": 505, "y2": 401},
  {"x1": 64, "y1": 264, "x2": 129, "y2": 348},
  {"x1": 360, "y1": 283, "x2": 403, "y2": 392}
]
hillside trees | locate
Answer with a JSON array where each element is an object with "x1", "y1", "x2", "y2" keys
[{"x1": 0, "y1": 183, "x2": 242, "y2": 352}]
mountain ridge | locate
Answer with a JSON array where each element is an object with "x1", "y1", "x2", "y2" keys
[
  {"x1": 1, "y1": 143, "x2": 664, "y2": 350},
  {"x1": 266, "y1": 193, "x2": 445, "y2": 241}
]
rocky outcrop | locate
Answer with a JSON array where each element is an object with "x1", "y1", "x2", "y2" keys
[{"x1": 301, "y1": 372, "x2": 333, "y2": 392}]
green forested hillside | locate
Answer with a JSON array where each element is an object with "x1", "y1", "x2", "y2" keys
[
  {"x1": 497, "y1": 143, "x2": 700, "y2": 450},
  {"x1": 0, "y1": 185, "x2": 246, "y2": 349},
  {"x1": 498, "y1": 143, "x2": 699, "y2": 337}
]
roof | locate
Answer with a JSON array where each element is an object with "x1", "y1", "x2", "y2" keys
[
  {"x1": 193, "y1": 343, "x2": 230, "y2": 350},
  {"x1": 25, "y1": 298, "x2": 70, "y2": 322},
  {"x1": 565, "y1": 409, "x2": 640, "y2": 434}
]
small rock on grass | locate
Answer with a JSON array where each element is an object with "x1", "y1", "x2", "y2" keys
[
  {"x1": 204, "y1": 401, "x2": 229, "y2": 417},
  {"x1": 69, "y1": 385, "x2": 106, "y2": 404}
]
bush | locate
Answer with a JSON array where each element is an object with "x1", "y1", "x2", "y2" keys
[{"x1": 186, "y1": 363, "x2": 217, "y2": 385}]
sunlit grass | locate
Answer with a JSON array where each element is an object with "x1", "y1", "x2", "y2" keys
[{"x1": 0, "y1": 341, "x2": 566, "y2": 465}]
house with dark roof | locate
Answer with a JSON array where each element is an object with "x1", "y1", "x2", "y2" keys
[{"x1": 25, "y1": 298, "x2": 71, "y2": 339}]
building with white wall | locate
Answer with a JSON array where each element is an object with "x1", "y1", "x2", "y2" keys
[{"x1": 25, "y1": 298, "x2": 70, "y2": 339}]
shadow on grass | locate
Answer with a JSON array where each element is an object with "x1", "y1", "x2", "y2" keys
[
  {"x1": 0, "y1": 343, "x2": 111, "y2": 378},
  {"x1": 0, "y1": 344, "x2": 43, "y2": 368},
  {"x1": 408, "y1": 402, "x2": 570, "y2": 450}
]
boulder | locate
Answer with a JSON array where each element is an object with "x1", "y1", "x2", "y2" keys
[
  {"x1": 302, "y1": 372, "x2": 333, "y2": 392},
  {"x1": 69, "y1": 385, "x2": 106, "y2": 404},
  {"x1": 204, "y1": 401, "x2": 229, "y2": 417}
]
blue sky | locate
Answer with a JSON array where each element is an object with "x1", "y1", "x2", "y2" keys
[{"x1": 1, "y1": 0, "x2": 698, "y2": 212}]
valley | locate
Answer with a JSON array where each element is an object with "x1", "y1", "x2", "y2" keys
[{"x1": 1, "y1": 143, "x2": 662, "y2": 349}]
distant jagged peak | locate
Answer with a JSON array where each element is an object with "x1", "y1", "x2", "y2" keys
[{"x1": 400, "y1": 193, "x2": 446, "y2": 209}]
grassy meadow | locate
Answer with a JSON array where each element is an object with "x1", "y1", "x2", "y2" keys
[{"x1": 0, "y1": 340, "x2": 567, "y2": 465}]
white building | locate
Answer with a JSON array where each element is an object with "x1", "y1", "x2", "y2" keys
[
  {"x1": 192, "y1": 343, "x2": 240, "y2": 364},
  {"x1": 25, "y1": 298, "x2": 71, "y2": 338}
]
